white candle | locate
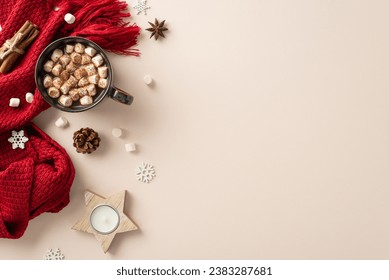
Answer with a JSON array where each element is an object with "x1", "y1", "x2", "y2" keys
[{"x1": 90, "y1": 205, "x2": 120, "y2": 234}]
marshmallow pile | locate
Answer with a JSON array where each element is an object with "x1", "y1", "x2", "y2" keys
[{"x1": 42, "y1": 42, "x2": 108, "y2": 108}]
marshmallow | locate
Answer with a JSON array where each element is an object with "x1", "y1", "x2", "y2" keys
[
  {"x1": 91, "y1": 54, "x2": 104, "y2": 67},
  {"x1": 53, "y1": 6, "x2": 60, "y2": 11},
  {"x1": 60, "y1": 83, "x2": 70, "y2": 95},
  {"x1": 51, "y1": 63, "x2": 62, "y2": 76},
  {"x1": 80, "y1": 95, "x2": 93, "y2": 106},
  {"x1": 59, "y1": 54, "x2": 71, "y2": 67},
  {"x1": 48, "y1": 87, "x2": 60, "y2": 98},
  {"x1": 43, "y1": 75, "x2": 53, "y2": 88},
  {"x1": 52, "y1": 77, "x2": 63, "y2": 89},
  {"x1": 125, "y1": 143, "x2": 136, "y2": 152},
  {"x1": 112, "y1": 128, "x2": 122, "y2": 138},
  {"x1": 70, "y1": 52, "x2": 82, "y2": 64},
  {"x1": 97, "y1": 78, "x2": 108, "y2": 89},
  {"x1": 66, "y1": 62, "x2": 77, "y2": 73},
  {"x1": 66, "y1": 75, "x2": 78, "y2": 87},
  {"x1": 98, "y1": 66, "x2": 108, "y2": 78},
  {"x1": 9, "y1": 98, "x2": 20, "y2": 107},
  {"x1": 84, "y1": 64, "x2": 97, "y2": 76},
  {"x1": 69, "y1": 89, "x2": 80, "y2": 101},
  {"x1": 51, "y1": 49, "x2": 63, "y2": 62},
  {"x1": 78, "y1": 87, "x2": 88, "y2": 97},
  {"x1": 55, "y1": 116, "x2": 69, "y2": 128},
  {"x1": 74, "y1": 68, "x2": 88, "y2": 80},
  {"x1": 58, "y1": 95, "x2": 73, "y2": 107},
  {"x1": 65, "y1": 44, "x2": 74, "y2": 54},
  {"x1": 86, "y1": 84, "x2": 97, "y2": 96},
  {"x1": 81, "y1": 54, "x2": 91, "y2": 65},
  {"x1": 85, "y1": 47, "x2": 96, "y2": 57},
  {"x1": 78, "y1": 77, "x2": 89, "y2": 87},
  {"x1": 25, "y1": 92, "x2": 34, "y2": 103},
  {"x1": 59, "y1": 70, "x2": 70, "y2": 81},
  {"x1": 143, "y1": 75, "x2": 153, "y2": 85},
  {"x1": 74, "y1": 43, "x2": 85, "y2": 54},
  {"x1": 64, "y1": 13, "x2": 76, "y2": 24},
  {"x1": 43, "y1": 60, "x2": 54, "y2": 72},
  {"x1": 88, "y1": 74, "x2": 99, "y2": 85}
]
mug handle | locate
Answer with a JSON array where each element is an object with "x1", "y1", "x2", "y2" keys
[{"x1": 108, "y1": 86, "x2": 134, "y2": 105}]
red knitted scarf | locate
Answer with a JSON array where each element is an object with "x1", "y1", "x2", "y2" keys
[{"x1": 0, "y1": 0, "x2": 140, "y2": 238}]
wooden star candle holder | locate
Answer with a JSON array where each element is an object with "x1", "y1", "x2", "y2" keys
[{"x1": 72, "y1": 190, "x2": 138, "y2": 253}]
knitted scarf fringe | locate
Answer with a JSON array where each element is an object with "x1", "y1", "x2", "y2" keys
[{"x1": 58, "y1": 0, "x2": 140, "y2": 55}]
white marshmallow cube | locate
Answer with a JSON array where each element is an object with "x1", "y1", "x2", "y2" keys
[
  {"x1": 65, "y1": 44, "x2": 74, "y2": 54},
  {"x1": 51, "y1": 49, "x2": 63, "y2": 62},
  {"x1": 125, "y1": 143, "x2": 136, "y2": 152},
  {"x1": 111, "y1": 128, "x2": 122, "y2": 138},
  {"x1": 64, "y1": 13, "x2": 75, "y2": 24},
  {"x1": 143, "y1": 75, "x2": 153, "y2": 85},
  {"x1": 58, "y1": 95, "x2": 73, "y2": 107},
  {"x1": 74, "y1": 43, "x2": 85, "y2": 54},
  {"x1": 25, "y1": 92, "x2": 34, "y2": 103},
  {"x1": 55, "y1": 116, "x2": 69, "y2": 128},
  {"x1": 98, "y1": 66, "x2": 108, "y2": 78},
  {"x1": 97, "y1": 78, "x2": 107, "y2": 88},
  {"x1": 80, "y1": 95, "x2": 93, "y2": 105},
  {"x1": 91, "y1": 54, "x2": 104, "y2": 67},
  {"x1": 48, "y1": 87, "x2": 60, "y2": 98},
  {"x1": 88, "y1": 74, "x2": 99, "y2": 85},
  {"x1": 9, "y1": 98, "x2": 20, "y2": 107},
  {"x1": 43, "y1": 60, "x2": 54, "y2": 72},
  {"x1": 85, "y1": 47, "x2": 96, "y2": 57}
]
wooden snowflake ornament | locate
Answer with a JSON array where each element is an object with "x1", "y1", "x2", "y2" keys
[{"x1": 72, "y1": 190, "x2": 138, "y2": 253}]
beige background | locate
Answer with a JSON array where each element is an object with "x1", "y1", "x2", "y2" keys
[{"x1": 1, "y1": 0, "x2": 389, "y2": 259}]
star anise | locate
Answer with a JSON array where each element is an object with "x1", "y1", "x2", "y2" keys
[{"x1": 146, "y1": 18, "x2": 168, "y2": 40}]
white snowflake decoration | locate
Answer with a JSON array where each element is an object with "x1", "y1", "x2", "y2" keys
[
  {"x1": 136, "y1": 162, "x2": 156, "y2": 183},
  {"x1": 133, "y1": 0, "x2": 150, "y2": 15},
  {"x1": 44, "y1": 248, "x2": 64, "y2": 260},
  {"x1": 8, "y1": 130, "x2": 28, "y2": 149}
]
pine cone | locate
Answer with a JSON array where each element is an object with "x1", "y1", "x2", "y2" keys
[{"x1": 73, "y1": 127, "x2": 101, "y2": 154}]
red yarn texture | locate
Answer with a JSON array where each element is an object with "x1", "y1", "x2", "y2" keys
[
  {"x1": 0, "y1": 123, "x2": 75, "y2": 238},
  {"x1": 0, "y1": 0, "x2": 140, "y2": 238}
]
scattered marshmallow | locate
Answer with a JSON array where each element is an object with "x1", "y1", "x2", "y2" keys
[
  {"x1": 143, "y1": 75, "x2": 153, "y2": 85},
  {"x1": 64, "y1": 13, "x2": 76, "y2": 24},
  {"x1": 112, "y1": 128, "x2": 122, "y2": 138},
  {"x1": 125, "y1": 143, "x2": 136, "y2": 152},
  {"x1": 9, "y1": 98, "x2": 20, "y2": 107},
  {"x1": 53, "y1": 6, "x2": 60, "y2": 11},
  {"x1": 25, "y1": 92, "x2": 34, "y2": 103},
  {"x1": 55, "y1": 116, "x2": 69, "y2": 128}
]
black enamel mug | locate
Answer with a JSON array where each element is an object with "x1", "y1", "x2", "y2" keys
[{"x1": 35, "y1": 36, "x2": 133, "y2": 112}]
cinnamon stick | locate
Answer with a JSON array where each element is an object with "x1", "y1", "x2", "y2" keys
[{"x1": 0, "y1": 20, "x2": 39, "y2": 73}]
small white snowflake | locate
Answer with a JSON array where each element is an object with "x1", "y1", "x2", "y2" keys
[
  {"x1": 8, "y1": 130, "x2": 28, "y2": 149},
  {"x1": 136, "y1": 162, "x2": 156, "y2": 183},
  {"x1": 133, "y1": 0, "x2": 150, "y2": 15},
  {"x1": 44, "y1": 248, "x2": 64, "y2": 260}
]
